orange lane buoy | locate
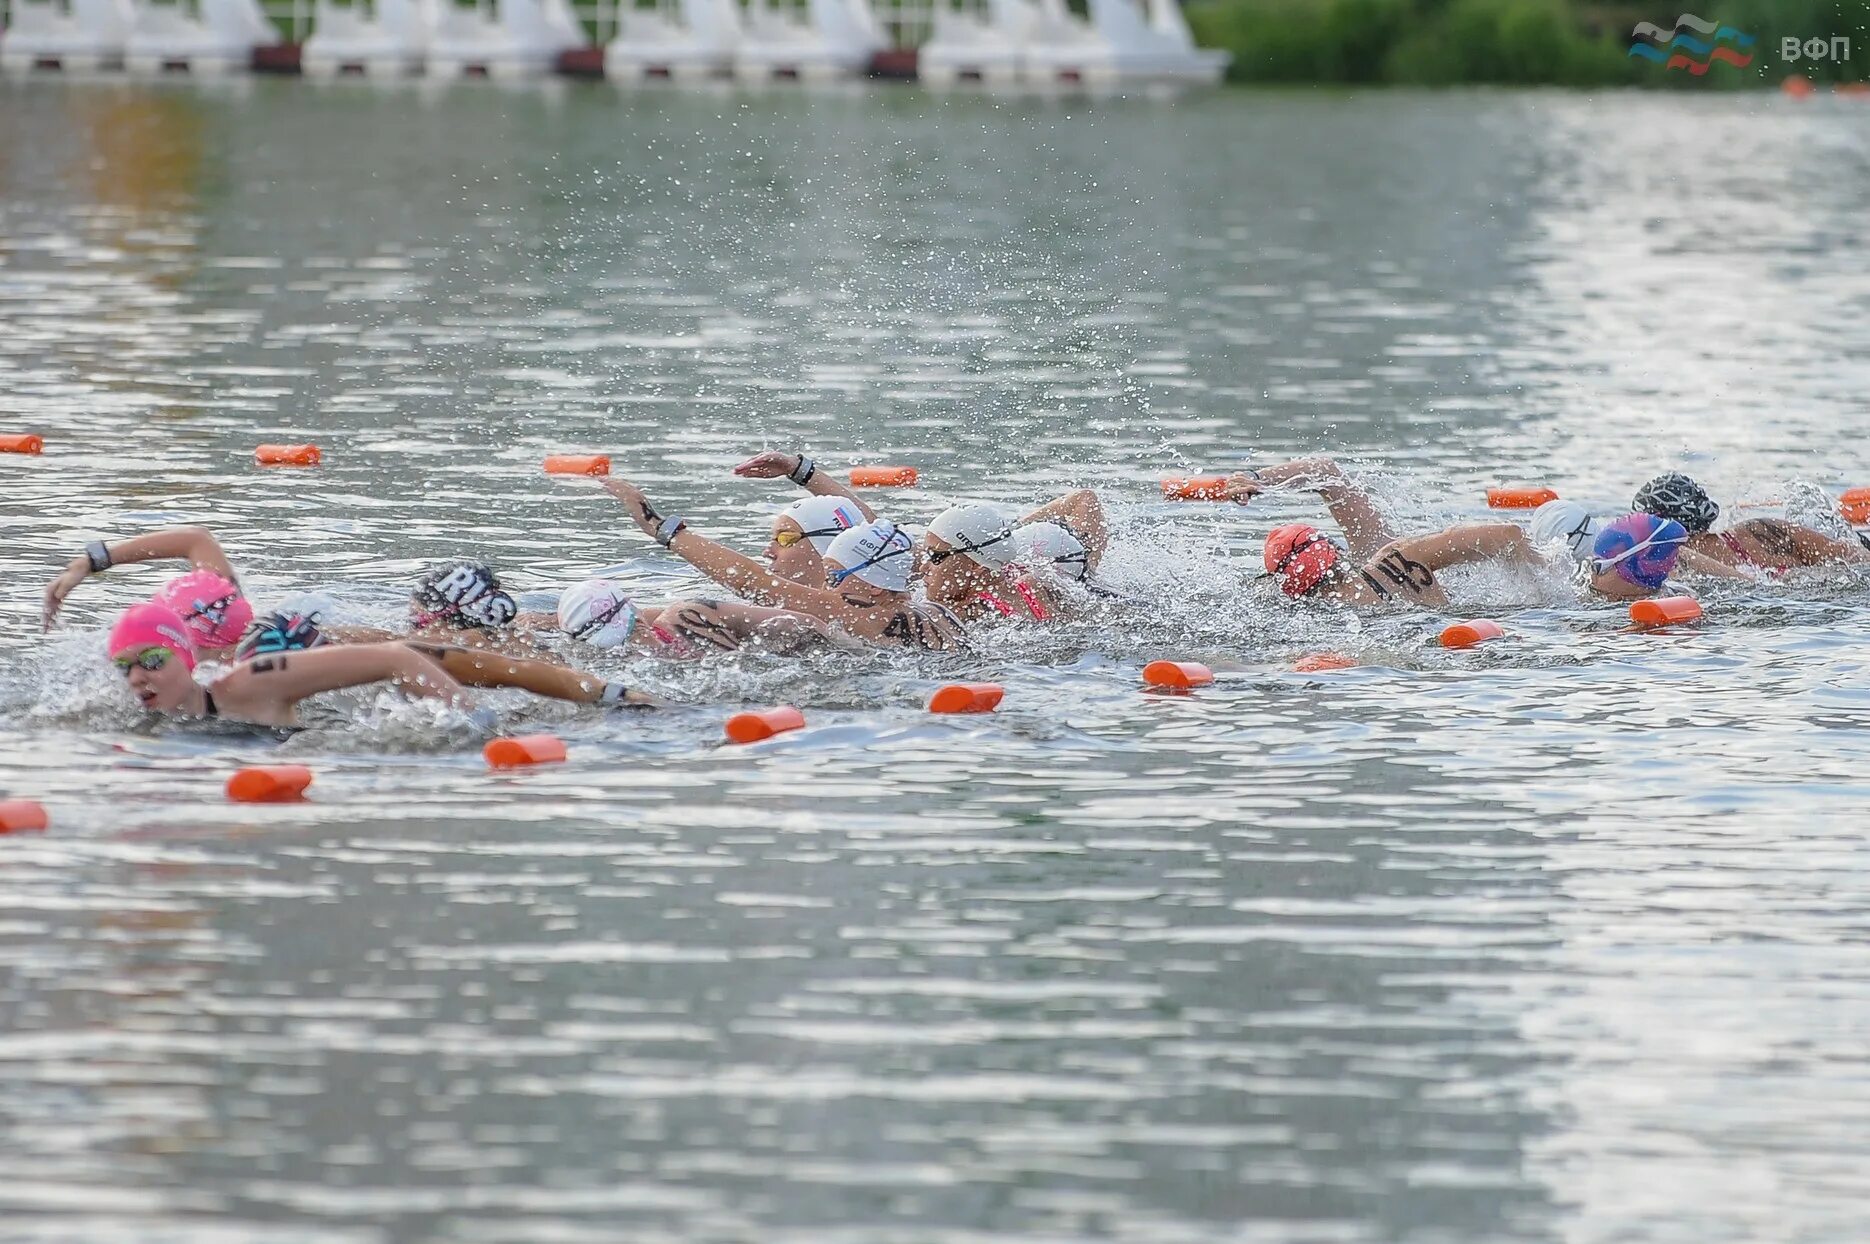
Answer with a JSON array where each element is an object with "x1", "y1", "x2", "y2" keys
[
  {"x1": 544, "y1": 454, "x2": 611, "y2": 476},
  {"x1": 0, "y1": 434, "x2": 45, "y2": 455},
  {"x1": 1781, "y1": 75, "x2": 1815, "y2": 97},
  {"x1": 1293, "y1": 652, "x2": 1357, "y2": 672},
  {"x1": 0, "y1": 800, "x2": 49, "y2": 834},
  {"x1": 1143, "y1": 660, "x2": 1214, "y2": 689},
  {"x1": 725, "y1": 706, "x2": 806, "y2": 743},
  {"x1": 928, "y1": 683, "x2": 1004, "y2": 714},
  {"x1": 849, "y1": 466, "x2": 917, "y2": 488},
  {"x1": 485, "y1": 735, "x2": 568, "y2": 768},
  {"x1": 1630, "y1": 596, "x2": 1702, "y2": 627},
  {"x1": 227, "y1": 765, "x2": 313, "y2": 803},
  {"x1": 255, "y1": 444, "x2": 321, "y2": 467},
  {"x1": 1486, "y1": 486, "x2": 1558, "y2": 509},
  {"x1": 1160, "y1": 476, "x2": 1230, "y2": 501},
  {"x1": 1839, "y1": 487, "x2": 1870, "y2": 525},
  {"x1": 1440, "y1": 619, "x2": 1506, "y2": 650}
]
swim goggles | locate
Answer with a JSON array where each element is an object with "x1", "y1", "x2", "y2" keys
[
  {"x1": 773, "y1": 526, "x2": 844, "y2": 549},
  {"x1": 114, "y1": 647, "x2": 177, "y2": 676},
  {"x1": 926, "y1": 529, "x2": 1013, "y2": 565},
  {"x1": 1591, "y1": 527, "x2": 1686, "y2": 574},
  {"x1": 568, "y1": 596, "x2": 639, "y2": 644},
  {"x1": 828, "y1": 536, "x2": 914, "y2": 586}
]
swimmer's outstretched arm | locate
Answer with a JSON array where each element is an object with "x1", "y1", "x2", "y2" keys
[
  {"x1": 43, "y1": 525, "x2": 240, "y2": 630},
  {"x1": 403, "y1": 642, "x2": 658, "y2": 707},
  {"x1": 1396, "y1": 522, "x2": 1536, "y2": 571},
  {"x1": 1018, "y1": 489, "x2": 1110, "y2": 567},
  {"x1": 602, "y1": 479, "x2": 841, "y2": 618},
  {"x1": 1739, "y1": 518, "x2": 1870, "y2": 567},
  {"x1": 1223, "y1": 457, "x2": 1398, "y2": 561},
  {"x1": 733, "y1": 450, "x2": 879, "y2": 522},
  {"x1": 214, "y1": 643, "x2": 471, "y2": 717}
]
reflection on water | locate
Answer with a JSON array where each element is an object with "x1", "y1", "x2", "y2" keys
[{"x1": 4, "y1": 80, "x2": 1870, "y2": 1244}]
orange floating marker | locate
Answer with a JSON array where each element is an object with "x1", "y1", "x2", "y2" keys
[
  {"x1": 1294, "y1": 652, "x2": 1357, "y2": 672},
  {"x1": 0, "y1": 800, "x2": 49, "y2": 834},
  {"x1": 1160, "y1": 475, "x2": 1230, "y2": 501},
  {"x1": 1781, "y1": 75, "x2": 1815, "y2": 98},
  {"x1": 724, "y1": 706, "x2": 806, "y2": 743},
  {"x1": 484, "y1": 734, "x2": 568, "y2": 768},
  {"x1": 255, "y1": 444, "x2": 321, "y2": 467},
  {"x1": 226, "y1": 765, "x2": 313, "y2": 803},
  {"x1": 1630, "y1": 596, "x2": 1702, "y2": 628},
  {"x1": 1840, "y1": 487, "x2": 1870, "y2": 525},
  {"x1": 849, "y1": 466, "x2": 917, "y2": 488},
  {"x1": 0, "y1": 434, "x2": 44, "y2": 455},
  {"x1": 1143, "y1": 660, "x2": 1214, "y2": 689},
  {"x1": 928, "y1": 683, "x2": 1004, "y2": 714},
  {"x1": 1440, "y1": 619, "x2": 1506, "y2": 650},
  {"x1": 1486, "y1": 486, "x2": 1557, "y2": 509},
  {"x1": 544, "y1": 454, "x2": 611, "y2": 476}
]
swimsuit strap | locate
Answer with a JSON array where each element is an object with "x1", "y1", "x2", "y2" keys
[
  {"x1": 1012, "y1": 578, "x2": 1050, "y2": 622},
  {"x1": 1720, "y1": 531, "x2": 1791, "y2": 574},
  {"x1": 648, "y1": 622, "x2": 698, "y2": 659},
  {"x1": 202, "y1": 689, "x2": 219, "y2": 719},
  {"x1": 975, "y1": 590, "x2": 1017, "y2": 618}
]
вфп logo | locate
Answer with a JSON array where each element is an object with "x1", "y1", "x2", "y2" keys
[{"x1": 1629, "y1": 13, "x2": 1756, "y2": 74}]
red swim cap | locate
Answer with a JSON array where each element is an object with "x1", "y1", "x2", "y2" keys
[{"x1": 1263, "y1": 523, "x2": 1342, "y2": 598}]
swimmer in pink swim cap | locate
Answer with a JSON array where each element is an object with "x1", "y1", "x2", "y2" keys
[
  {"x1": 107, "y1": 601, "x2": 657, "y2": 727},
  {"x1": 45, "y1": 526, "x2": 254, "y2": 659}
]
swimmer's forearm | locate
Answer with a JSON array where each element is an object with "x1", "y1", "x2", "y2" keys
[
  {"x1": 1680, "y1": 549, "x2": 1753, "y2": 580},
  {"x1": 668, "y1": 530, "x2": 831, "y2": 616},
  {"x1": 101, "y1": 526, "x2": 240, "y2": 581}
]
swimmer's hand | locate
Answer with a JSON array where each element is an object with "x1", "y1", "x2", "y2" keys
[
  {"x1": 42, "y1": 558, "x2": 90, "y2": 631},
  {"x1": 600, "y1": 478, "x2": 663, "y2": 536},
  {"x1": 732, "y1": 451, "x2": 798, "y2": 480},
  {"x1": 1220, "y1": 473, "x2": 1266, "y2": 504}
]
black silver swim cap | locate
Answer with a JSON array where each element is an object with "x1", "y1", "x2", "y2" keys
[
  {"x1": 414, "y1": 562, "x2": 518, "y2": 630},
  {"x1": 1633, "y1": 473, "x2": 1719, "y2": 534}
]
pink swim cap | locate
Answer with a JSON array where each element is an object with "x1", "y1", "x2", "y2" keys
[
  {"x1": 152, "y1": 571, "x2": 252, "y2": 650},
  {"x1": 108, "y1": 603, "x2": 198, "y2": 672}
]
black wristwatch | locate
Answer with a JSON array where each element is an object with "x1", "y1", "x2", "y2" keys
[
  {"x1": 655, "y1": 515, "x2": 687, "y2": 548},
  {"x1": 788, "y1": 454, "x2": 816, "y2": 486},
  {"x1": 85, "y1": 541, "x2": 112, "y2": 574}
]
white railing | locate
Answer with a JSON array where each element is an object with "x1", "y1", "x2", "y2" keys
[{"x1": 0, "y1": 0, "x2": 932, "y2": 49}]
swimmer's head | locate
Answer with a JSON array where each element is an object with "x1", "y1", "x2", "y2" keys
[
  {"x1": 825, "y1": 521, "x2": 915, "y2": 594},
  {"x1": 411, "y1": 562, "x2": 518, "y2": 631},
  {"x1": 1528, "y1": 499, "x2": 1600, "y2": 561},
  {"x1": 1590, "y1": 512, "x2": 1687, "y2": 595},
  {"x1": 925, "y1": 504, "x2": 1017, "y2": 571},
  {"x1": 1633, "y1": 473, "x2": 1719, "y2": 534},
  {"x1": 1011, "y1": 522, "x2": 1090, "y2": 582},
  {"x1": 766, "y1": 496, "x2": 864, "y2": 584},
  {"x1": 151, "y1": 570, "x2": 252, "y2": 651},
  {"x1": 234, "y1": 611, "x2": 326, "y2": 662},
  {"x1": 556, "y1": 579, "x2": 640, "y2": 649},
  {"x1": 108, "y1": 602, "x2": 198, "y2": 712},
  {"x1": 1263, "y1": 523, "x2": 1344, "y2": 598}
]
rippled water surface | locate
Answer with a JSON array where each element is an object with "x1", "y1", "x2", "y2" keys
[{"x1": 4, "y1": 80, "x2": 1870, "y2": 1243}]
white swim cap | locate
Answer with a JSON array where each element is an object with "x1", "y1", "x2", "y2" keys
[
  {"x1": 927, "y1": 503, "x2": 1016, "y2": 571},
  {"x1": 1012, "y1": 522, "x2": 1090, "y2": 582},
  {"x1": 1529, "y1": 499, "x2": 1600, "y2": 561},
  {"x1": 826, "y1": 521, "x2": 915, "y2": 593},
  {"x1": 556, "y1": 578, "x2": 640, "y2": 648},
  {"x1": 777, "y1": 495, "x2": 866, "y2": 554}
]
